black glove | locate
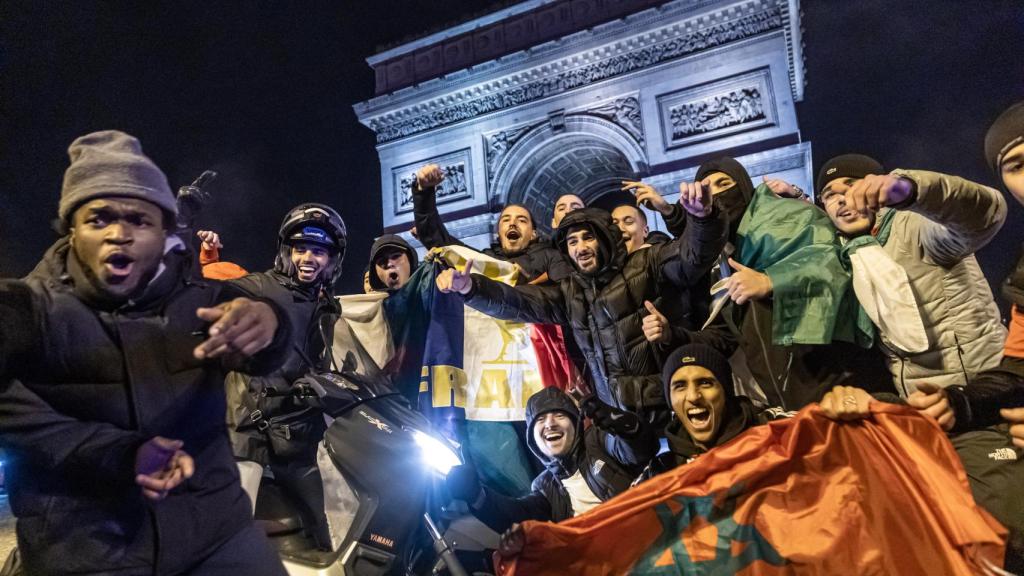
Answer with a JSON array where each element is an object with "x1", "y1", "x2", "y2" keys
[
  {"x1": 581, "y1": 395, "x2": 641, "y2": 438},
  {"x1": 446, "y1": 464, "x2": 483, "y2": 505}
]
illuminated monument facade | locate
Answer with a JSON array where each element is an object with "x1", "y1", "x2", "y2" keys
[{"x1": 355, "y1": 0, "x2": 808, "y2": 247}]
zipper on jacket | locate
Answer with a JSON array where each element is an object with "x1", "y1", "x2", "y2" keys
[
  {"x1": 110, "y1": 311, "x2": 141, "y2": 430},
  {"x1": 750, "y1": 304, "x2": 787, "y2": 410}
]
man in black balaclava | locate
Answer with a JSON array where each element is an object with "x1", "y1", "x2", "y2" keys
[{"x1": 648, "y1": 157, "x2": 893, "y2": 411}]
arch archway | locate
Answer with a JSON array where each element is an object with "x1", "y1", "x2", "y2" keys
[{"x1": 490, "y1": 116, "x2": 648, "y2": 234}]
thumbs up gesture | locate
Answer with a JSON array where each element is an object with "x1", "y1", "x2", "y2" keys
[
  {"x1": 725, "y1": 258, "x2": 772, "y2": 305},
  {"x1": 641, "y1": 300, "x2": 670, "y2": 344},
  {"x1": 436, "y1": 258, "x2": 474, "y2": 295}
]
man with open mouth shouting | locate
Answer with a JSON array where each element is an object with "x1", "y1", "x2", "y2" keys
[
  {"x1": 0, "y1": 130, "x2": 291, "y2": 575},
  {"x1": 410, "y1": 163, "x2": 574, "y2": 283},
  {"x1": 636, "y1": 343, "x2": 792, "y2": 478}
]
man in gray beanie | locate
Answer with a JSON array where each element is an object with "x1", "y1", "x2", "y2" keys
[{"x1": 0, "y1": 130, "x2": 291, "y2": 575}]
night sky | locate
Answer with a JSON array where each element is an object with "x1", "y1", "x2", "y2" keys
[{"x1": 1, "y1": 1, "x2": 1022, "y2": 298}]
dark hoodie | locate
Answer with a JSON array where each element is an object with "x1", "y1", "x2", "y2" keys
[
  {"x1": 367, "y1": 234, "x2": 419, "y2": 291},
  {"x1": 463, "y1": 206, "x2": 726, "y2": 425},
  {"x1": 466, "y1": 387, "x2": 654, "y2": 532},
  {"x1": 367, "y1": 234, "x2": 440, "y2": 405},
  {"x1": 659, "y1": 156, "x2": 756, "y2": 243},
  {"x1": 4, "y1": 236, "x2": 289, "y2": 575},
  {"x1": 411, "y1": 181, "x2": 573, "y2": 282}
]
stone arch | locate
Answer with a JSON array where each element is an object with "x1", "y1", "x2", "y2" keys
[{"x1": 490, "y1": 115, "x2": 648, "y2": 234}]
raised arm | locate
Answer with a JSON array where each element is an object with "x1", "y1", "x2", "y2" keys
[
  {"x1": 658, "y1": 181, "x2": 726, "y2": 288},
  {"x1": 890, "y1": 169, "x2": 1007, "y2": 266},
  {"x1": 411, "y1": 164, "x2": 468, "y2": 250}
]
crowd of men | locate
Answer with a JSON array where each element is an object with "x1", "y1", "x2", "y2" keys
[{"x1": 0, "y1": 98, "x2": 1023, "y2": 575}]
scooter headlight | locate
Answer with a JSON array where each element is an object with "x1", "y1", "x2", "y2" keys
[{"x1": 410, "y1": 430, "x2": 462, "y2": 475}]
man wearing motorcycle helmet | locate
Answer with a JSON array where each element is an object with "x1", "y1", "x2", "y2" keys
[{"x1": 225, "y1": 203, "x2": 347, "y2": 550}]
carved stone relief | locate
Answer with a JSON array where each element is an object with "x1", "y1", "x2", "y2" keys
[
  {"x1": 585, "y1": 95, "x2": 644, "y2": 145},
  {"x1": 657, "y1": 68, "x2": 776, "y2": 149},
  {"x1": 368, "y1": 5, "x2": 784, "y2": 143},
  {"x1": 391, "y1": 150, "x2": 471, "y2": 215}
]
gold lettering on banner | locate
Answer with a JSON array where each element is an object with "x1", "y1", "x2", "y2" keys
[
  {"x1": 430, "y1": 365, "x2": 468, "y2": 408},
  {"x1": 476, "y1": 369, "x2": 513, "y2": 408}
]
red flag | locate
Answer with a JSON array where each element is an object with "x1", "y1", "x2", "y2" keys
[{"x1": 497, "y1": 403, "x2": 1006, "y2": 575}]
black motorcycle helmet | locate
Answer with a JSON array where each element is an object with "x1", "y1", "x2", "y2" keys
[{"x1": 273, "y1": 203, "x2": 347, "y2": 290}]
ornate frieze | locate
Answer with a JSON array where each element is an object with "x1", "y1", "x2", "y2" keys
[
  {"x1": 585, "y1": 95, "x2": 643, "y2": 145},
  {"x1": 391, "y1": 149, "x2": 471, "y2": 216},
  {"x1": 365, "y1": 4, "x2": 785, "y2": 143},
  {"x1": 657, "y1": 68, "x2": 776, "y2": 149},
  {"x1": 486, "y1": 124, "x2": 535, "y2": 183}
]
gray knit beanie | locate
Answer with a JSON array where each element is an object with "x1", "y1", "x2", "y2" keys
[{"x1": 59, "y1": 130, "x2": 177, "y2": 224}]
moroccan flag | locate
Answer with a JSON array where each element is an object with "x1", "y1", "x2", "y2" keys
[{"x1": 498, "y1": 403, "x2": 1007, "y2": 575}]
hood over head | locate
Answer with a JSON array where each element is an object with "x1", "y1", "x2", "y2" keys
[
  {"x1": 368, "y1": 234, "x2": 418, "y2": 291},
  {"x1": 553, "y1": 206, "x2": 626, "y2": 279},
  {"x1": 696, "y1": 157, "x2": 754, "y2": 238},
  {"x1": 696, "y1": 157, "x2": 755, "y2": 202},
  {"x1": 525, "y1": 387, "x2": 583, "y2": 475}
]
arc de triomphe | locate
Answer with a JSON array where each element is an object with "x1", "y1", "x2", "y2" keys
[{"x1": 355, "y1": 0, "x2": 809, "y2": 247}]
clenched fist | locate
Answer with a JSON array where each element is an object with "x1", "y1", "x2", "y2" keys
[{"x1": 415, "y1": 164, "x2": 445, "y2": 191}]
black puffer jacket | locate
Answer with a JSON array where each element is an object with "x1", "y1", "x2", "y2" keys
[
  {"x1": 464, "y1": 207, "x2": 726, "y2": 422},
  {"x1": 1, "y1": 239, "x2": 289, "y2": 575},
  {"x1": 467, "y1": 387, "x2": 653, "y2": 532},
  {"x1": 226, "y1": 270, "x2": 340, "y2": 464},
  {"x1": 412, "y1": 182, "x2": 573, "y2": 282}
]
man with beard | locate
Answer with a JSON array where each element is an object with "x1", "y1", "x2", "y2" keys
[
  {"x1": 436, "y1": 184, "x2": 724, "y2": 427},
  {"x1": 226, "y1": 203, "x2": 347, "y2": 551},
  {"x1": 412, "y1": 164, "x2": 573, "y2": 282},
  {"x1": 0, "y1": 130, "x2": 289, "y2": 575},
  {"x1": 651, "y1": 157, "x2": 892, "y2": 411},
  {"x1": 444, "y1": 387, "x2": 655, "y2": 532}
]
